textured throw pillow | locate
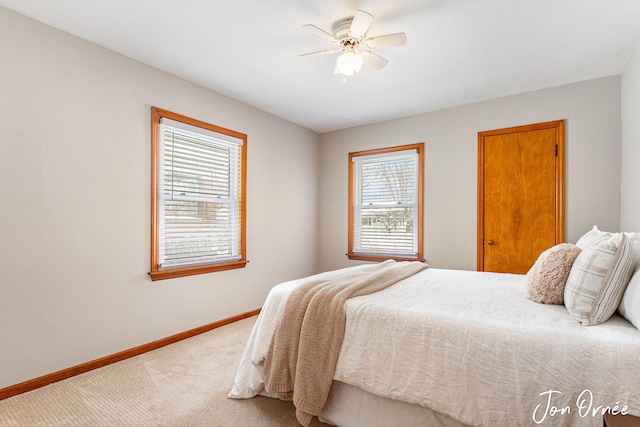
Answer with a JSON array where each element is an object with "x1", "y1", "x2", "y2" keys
[
  {"x1": 565, "y1": 234, "x2": 635, "y2": 326},
  {"x1": 525, "y1": 243, "x2": 582, "y2": 304}
]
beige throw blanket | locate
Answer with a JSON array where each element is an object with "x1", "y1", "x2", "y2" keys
[{"x1": 263, "y1": 259, "x2": 428, "y2": 426}]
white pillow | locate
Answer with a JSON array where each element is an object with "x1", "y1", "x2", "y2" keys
[
  {"x1": 623, "y1": 232, "x2": 640, "y2": 275},
  {"x1": 565, "y1": 234, "x2": 635, "y2": 326},
  {"x1": 619, "y1": 232, "x2": 640, "y2": 329},
  {"x1": 619, "y1": 271, "x2": 640, "y2": 330},
  {"x1": 575, "y1": 225, "x2": 608, "y2": 249}
]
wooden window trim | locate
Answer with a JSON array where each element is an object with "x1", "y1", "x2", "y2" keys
[
  {"x1": 149, "y1": 107, "x2": 248, "y2": 281},
  {"x1": 347, "y1": 143, "x2": 425, "y2": 262}
]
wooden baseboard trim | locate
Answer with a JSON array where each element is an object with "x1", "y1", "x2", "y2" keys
[{"x1": 0, "y1": 308, "x2": 260, "y2": 401}]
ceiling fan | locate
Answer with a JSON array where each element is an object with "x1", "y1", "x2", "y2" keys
[{"x1": 300, "y1": 10, "x2": 407, "y2": 76}]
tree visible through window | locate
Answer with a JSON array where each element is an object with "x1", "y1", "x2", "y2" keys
[
  {"x1": 149, "y1": 107, "x2": 248, "y2": 281},
  {"x1": 348, "y1": 143, "x2": 424, "y2": 262}
]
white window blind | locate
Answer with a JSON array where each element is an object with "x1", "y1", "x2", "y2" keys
[
  {"x1": 352, "y1": 149, "x2": 418, "y2": 258},
  {"x1": 158, "y1": 118, "x2": 243, "y2": 269}
]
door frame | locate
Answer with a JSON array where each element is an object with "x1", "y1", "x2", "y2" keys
[{"x1": 477, "y1": 120, "x2": 565, "y2": 271}]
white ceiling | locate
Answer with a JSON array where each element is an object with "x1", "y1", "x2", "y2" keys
[{"x1": 2, "y1": 0, "x2": 640, "y2": 133}]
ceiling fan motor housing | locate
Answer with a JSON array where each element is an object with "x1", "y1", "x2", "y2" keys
[{"x1": 332, "y1": 17, "x2": 359, "y2": 41}]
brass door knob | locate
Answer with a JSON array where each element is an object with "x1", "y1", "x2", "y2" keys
[{"x1": 487, "y1": 239, "x2": 495, "y2": 245}]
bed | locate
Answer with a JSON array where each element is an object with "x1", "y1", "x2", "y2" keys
[{"x1": 229, "y1": 228, "x2": 640, "y2": 427}]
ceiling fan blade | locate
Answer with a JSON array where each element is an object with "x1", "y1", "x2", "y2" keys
[
  {"x1": 349, "y1": 10, "x2": 374, "y2": 39},
  {"x1": 361, "y1": 51, "x2": 389, "y2": 70},
  {"x1": 366, "y1": 32, "x2": 407, "y2": 49},
  {"x1": 299, "y1": 49, "x2": 341, "y2": 57},
  {"x1": 303, "y1": 24, "x2": 337, "y2": 43}
]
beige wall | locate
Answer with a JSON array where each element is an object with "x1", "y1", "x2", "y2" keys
[
  {"x1": 1, "y1": 2, "x2": 634, "y2": 392},
  {"x1": 622, "y1": 43, "x2": 640, "y2": 232},
  {"x1": 318, "y1": 77, "x2": 622, "y2": 272},
  {"x1": 0, "y1": 7, "x2": 320, "y2": 389}
]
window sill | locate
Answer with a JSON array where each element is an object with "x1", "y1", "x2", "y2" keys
[
  {"x1": 346, "y1": 253, "x2": 426, "y2": 263},
  {"x1": 149, "y1": 259, "x2": 249, "y2": 281}
]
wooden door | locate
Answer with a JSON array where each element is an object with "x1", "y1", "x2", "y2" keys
[{"x1": 478, "y1": 121, "x2": 564, "y2": 274}]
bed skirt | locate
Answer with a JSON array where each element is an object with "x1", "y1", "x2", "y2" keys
[{"x1": 318, "y1": 381, "x2": 469, "y2": 427}]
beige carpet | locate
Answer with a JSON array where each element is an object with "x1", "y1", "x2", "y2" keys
[{"x1": 0, "y1": 316, "x2": 329, "y2": 426}]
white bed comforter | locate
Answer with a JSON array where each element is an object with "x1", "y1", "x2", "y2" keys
[{"x1": 229, "y1": 266, "x2": 640, "y2": 426}]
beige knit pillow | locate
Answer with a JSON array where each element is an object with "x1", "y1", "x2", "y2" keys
[{"x1": 525, "y1": 243, "x2": 582, "y2": 304}]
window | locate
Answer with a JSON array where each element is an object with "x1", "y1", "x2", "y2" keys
[
  {"x1": 149, "y1": 107, "x2": 247, "y2": 281},
  {"x1": 348, "y1": 143, "x2": 424, "y2": 262}
]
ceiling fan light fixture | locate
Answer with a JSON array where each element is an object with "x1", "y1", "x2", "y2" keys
[{"x1": 336, "y1": 51, "x2": 363, "y2": 76}]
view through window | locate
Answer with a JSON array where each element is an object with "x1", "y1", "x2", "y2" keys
[{"x1": 348, "y1": 143, "x2": 424, "y2": 262}]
